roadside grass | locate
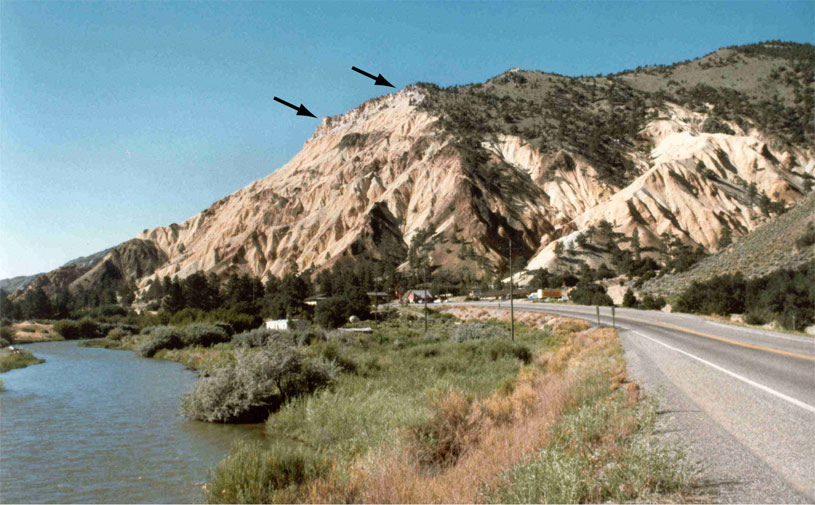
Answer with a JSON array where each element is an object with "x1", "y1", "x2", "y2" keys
[
  {"x1": 483, "y1": 375, "x2": 700, "y2": 503},
  {"x1": 0, "y1": 349, "x2": 45, "y2": 373},
  {"x1": 204, "y1": 309, "x2": 702, "y2": 503}
]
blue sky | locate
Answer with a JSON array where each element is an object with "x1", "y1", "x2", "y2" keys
[{"x1": 1, "y1": 1, "x2": 813, "y2": 279}]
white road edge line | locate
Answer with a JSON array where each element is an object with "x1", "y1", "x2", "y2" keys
[{"x1": 631, "y1": 330, "x2": 815, "y2": 414}]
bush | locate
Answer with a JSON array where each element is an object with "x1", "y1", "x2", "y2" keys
[
  {"x1": 232, "y1": 328, "x2": 297, "y2": 348},
  {"x1": 53, "y1": 319, "x2": 100, "y2": 340},
  {"x1": 622, "y1": 289, "x2": 638, "y2": 308},
  {"x1": 675, "y1": 274, "x2": 746, "y2": 315},
  {"x1": 452, "y1": 322, "x2": 496, "y2": 342},
  {"x1": 137, "y1": 326, "x2": 183, "y2": 357},
  {"x1": 181, "y1": 323, "x2": 230, "y2": 347},
  {"x1": 0, "y1": 326, "x2": 15, "y2": 344},
  {"x1": 570, "y1": 282, "x2": 614, "y2": 306},
  {"x1": 410, "y1": 390, "x2": 476, "y2": 468},
  {"x1": 206, "y1": 441, "x2": 327, "y2": 503},
  {"x1": 312, "y1": 340, "x2": 358, "y2": 374},
  {"x1": 744, "y1": 311, "x2": 767, "y2": 325},
  {"x1": 180, "y1": 345, "x2": 336, "y2": 423},
  {"x1": 106, "y1": 327, "x2": 131, "y2": 341},
  {"x1": 0, "y1": 337, "x2": 10, "y2": 348},
  {"x1": 638, "y1": 294, "x2": 667, "y2": 310},
  {"x1": 483, "y1": 339, "x2": 533, "y2": 363},
  {"x1": 204, "y1": 308, "x2": 262, "y2": 334},
  {"x1": 315, "y1": 298, "x2": 349, "y2": 329}
]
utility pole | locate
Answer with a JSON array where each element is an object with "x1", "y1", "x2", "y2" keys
[
  {"x1": 423, "y1": 259, "x2": 428, "y2": 334},
  {"x1": 509, "y1": 238, "x2": 515, "y2": 341}
]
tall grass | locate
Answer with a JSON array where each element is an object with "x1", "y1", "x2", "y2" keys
[
  {"x1": 205, "y1": 440, "x2": 328, "y2": 504},
  {"x1": 486, "y1": 375, "x2": 700, "y2": 503},
  {"x1": 205, "y1": 310, "x2": 701, "y2": 503},
  {"x1": 0, "y1": 350, "x2": 45, "y2": 373}
]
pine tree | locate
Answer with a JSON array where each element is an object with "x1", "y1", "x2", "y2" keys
[
  {"x1": 623, "y1": 288, "x2": 638, "y2": 308},
  {"x1": 631, "y1": 228, "x2": 641, "y2": 261},
  {"x1": 718, "y1": 227, "x2": 733, "y2": 249}
]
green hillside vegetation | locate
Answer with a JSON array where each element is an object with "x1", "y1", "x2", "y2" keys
[
  {"x1": 644, "y1": 192, "x2": 815, "y2": 295},
  {"x1": 414, "y1": 41, "x2": 813, "y2": 195},
  {"x1": 674, "y1": 261, "x2": 814, "y2": 331}
]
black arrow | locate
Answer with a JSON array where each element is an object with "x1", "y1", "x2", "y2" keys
[
  {"x1": 273, "y1": 96, "x2": 317, "y2": 118},
  {"x1": 351, "y1": 66, "x2": 394, "y2": 87}
]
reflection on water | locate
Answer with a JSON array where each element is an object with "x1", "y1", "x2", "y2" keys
[{"x1": 0, "y1": 341, "x2": 264, "y2": 504}]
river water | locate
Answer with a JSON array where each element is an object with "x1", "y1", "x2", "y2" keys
[{"x1": 0, "y1": 341, "x2": 264, "y2": 503}]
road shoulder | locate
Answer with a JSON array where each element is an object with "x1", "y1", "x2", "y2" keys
[{"x1": 619, "y1": 328, "x2": 811, "y2": 503}]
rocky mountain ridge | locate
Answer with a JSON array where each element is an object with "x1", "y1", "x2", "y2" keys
[{"x1": 7, "y1": 42, "x2": 815, "y2": 299}]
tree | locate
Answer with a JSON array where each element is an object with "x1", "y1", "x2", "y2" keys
[
  {"x1": 747, "y1": 182, "x2": 758, "y2": 203},
  {"x1": 531, "y1": 268, "x2": 552, "y2": 289},
  {"x1": 0, "y1": 290, "x2": 20, "y2": 320},
  {"x1": 160, "y1": 278, "x2": 186, "y2": 314},
  {"x1": 23, "y1": 287, "x2": 52, "y2": 319},
  {"x1": 717, "y1": 227, "x2": 732, "y2": 249},
  {"x1": 569, "y1": 281, "x2": 614, "y2": 306},
  {"x1": 52, "y1": 288, "x2": 72, "y2": 319},
  {"x1": 623, "y1": 288, "x2": 638, "y2": 308},
  {"x1": 182, "y1": 272, "x2": 221, "y2": 311},
  {"x1": 758, "y1": 191, "x2": 773, "y2": 216},
  {"x1": 631, "y1": 228, "x2": 641, "y2": 261},
  {"x1": 553, "y1": 241, "x2": 564, "y2": 258}
]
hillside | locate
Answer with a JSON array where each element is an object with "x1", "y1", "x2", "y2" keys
[
  {"x1": 642, "y1": 192, "x2": 815, "y2": 295},
  {"x1": 7, "y1": 41, "x2": 815, "y2": 300}
]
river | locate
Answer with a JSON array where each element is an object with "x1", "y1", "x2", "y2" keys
[{"x1": 0, "y1": 341, "x2": 264, "y2": 503}]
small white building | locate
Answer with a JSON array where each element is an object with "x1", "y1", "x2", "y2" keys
[{"x1": 265, "y1": 319, "x2": 304, "y2": 331}]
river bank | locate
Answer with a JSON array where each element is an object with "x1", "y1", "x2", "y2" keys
[
  {"x1": 0, "y1": 347, "x2": 45, "y2": 373},
  {"x1": 0, "y1": 340, "x2": 265, "y2": 503}
]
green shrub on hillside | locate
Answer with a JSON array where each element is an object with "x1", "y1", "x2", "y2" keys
[
  {"x1": 638, "y1": 294, "x2": 667, "y2": 310},
  {"x1": 675, "y1": 262, "x2": 814, "y2": 330},
  {"x1": 570, "y1": 283, "x2": 614, "y2": 306}
]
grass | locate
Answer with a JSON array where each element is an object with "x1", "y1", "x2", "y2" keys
[
  {"x1": 484, "y1": 374, "x2": 700, "y2": 503},
  {"x1": 0, "y1": 349, "x2": 45, "y2": 373},
  {"x1": 203, "y1": 308, "x2": 701, "y2": 503},
  {"x1": 11, "y1": 321, "x2": 62, "y2": 343}
]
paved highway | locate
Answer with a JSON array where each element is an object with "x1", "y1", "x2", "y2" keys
[{"x1": 458, "y1": 301, "x2": 815, "y2": 503}]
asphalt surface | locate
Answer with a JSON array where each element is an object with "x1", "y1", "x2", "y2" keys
[{"x1": 457, "y1": 301, "x2": 815, "y2": 503}]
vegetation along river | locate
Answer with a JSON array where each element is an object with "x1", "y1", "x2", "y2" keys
[{"x1": 0, "y1": 341, "x2": 264, "y2": 503}]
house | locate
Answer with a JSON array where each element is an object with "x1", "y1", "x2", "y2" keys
[
  {"x1": 304, "y1": 295, "x2": 328, "y2": 306},
  {"x1": 265, "y1": 319, "x2": 304, "y2": 331},
  {"x1": 401, "y1": 289, "x2": 435, "y2": 304},
  {"x1": 366, "y1": 291, "x2": 391, "y2": 303}
]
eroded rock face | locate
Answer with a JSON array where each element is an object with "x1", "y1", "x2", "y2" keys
[
  {"x1": 125, "y1": 92, "x2": 814, "y2": 288},
  {"x1": 523, "y1": 104, "x2": 814, "y2": 273}
]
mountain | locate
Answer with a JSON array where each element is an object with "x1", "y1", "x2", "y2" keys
[
  {"x1": 11, "y1": 41, "x2": 815, "y2": 298},
  {"x1": 0, "y1": 247, "x2": 112, "y2": 295}
]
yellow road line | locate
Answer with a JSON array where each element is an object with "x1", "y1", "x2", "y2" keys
[
  {"x1": 513, "y1": 304, "x2": 815, "y2": 361},
  {"x1": 605, "y1": 313, "x2": 814, "y2": 361}
]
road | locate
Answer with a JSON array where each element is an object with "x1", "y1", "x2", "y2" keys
[{"x1": 457, "y1": 301, "x2": 815, "y2": 503}]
